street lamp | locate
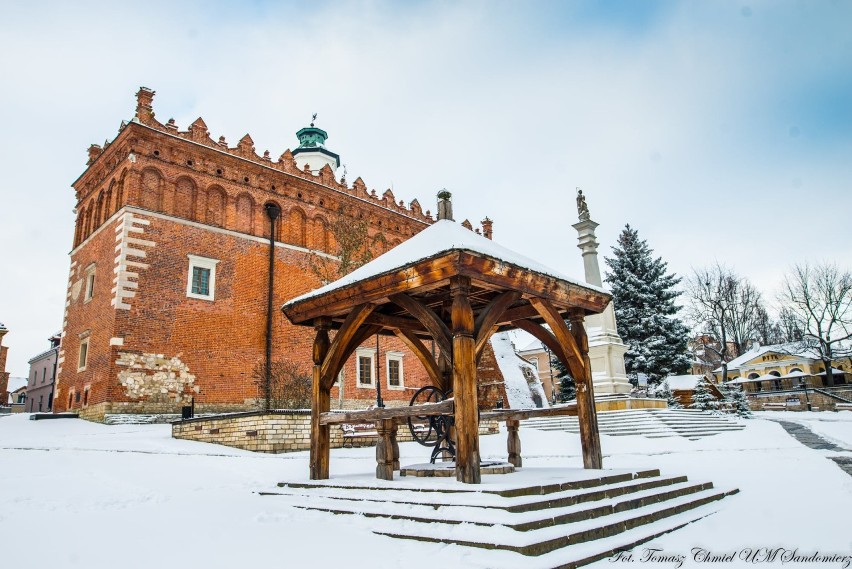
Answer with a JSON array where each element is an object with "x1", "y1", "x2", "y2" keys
[{"x1": 799, "y1": 378, "x2": 812, "y2": 411}]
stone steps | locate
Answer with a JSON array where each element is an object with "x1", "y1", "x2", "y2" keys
[
  {"x1": 269, "y1": 468, "x2": 737, "y2": 567},
  {"x1": 523, "y1": 409, "x2": 745, "y2": 440}
]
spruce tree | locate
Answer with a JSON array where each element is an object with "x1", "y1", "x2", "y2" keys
[
  {"x1": 604, "y1": 225, "x2": 692, "y2": 386},
  {"x1": 551, "y1": 352, "x2": 576, "y2": 402},
  {"x1": 689, "y1": 377, "x2": 720, "y2": 413},
  {"x1": 726, "y1": 384, "x2": 752, "y2": 418}
]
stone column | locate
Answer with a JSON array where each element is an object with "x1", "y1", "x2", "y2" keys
[{"x1": 572, "y1": 199, "x2": 632, "y2": 396}]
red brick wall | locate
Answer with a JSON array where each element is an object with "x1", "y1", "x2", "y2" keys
[
  {"x1": 55, "y1": 94, "x2": 438, "y2": 416},
  {"x1": 0, "y1": 342, "x2": 9, "y2": 404}
]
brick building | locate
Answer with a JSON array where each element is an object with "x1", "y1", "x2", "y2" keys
[
  {"x1": 55, "y1": 87, "x2": 503, "y2": 421},
  {"x1": 0, "y1": 322, "x2": 9, "y2": 406},
  {"x1": 26, "y1": 333, "x2": 60, "y2": 412}
]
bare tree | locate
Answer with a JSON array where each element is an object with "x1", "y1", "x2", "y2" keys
[
  {"x1": 686, "y1": 264, "x2": 765, "y2": 383},
  {"x1": 307, "y1": 217, "x2": 385, "y2": 283},
  {"x1": 779, "y1": 263, "x2": 852, "y2": 387},
  {"x1": 777, "y1": 306, "x2": 804, "y2": 343},
  {"x1": 253, "y1": 358, "x2": 312, "y2": 410}
]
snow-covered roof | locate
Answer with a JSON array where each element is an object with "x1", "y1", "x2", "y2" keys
[
  {"x1": 285, "y1": 220, "x2": 605, "y2": 307},
  {"x1": 714, "y1": 343, "x2": 823, "y2": 373},
  {"x1": 665, "y1": 375, "x2": 705, "y2": 390},
  {"x1": 490, "y1": 332, "x2": 549, "y2": 409},
  {"x1": 517, "y1": 338, "x2": 545, "y2": 353}
]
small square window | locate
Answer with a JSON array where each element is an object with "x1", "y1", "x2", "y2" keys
[
  {"x1": 356, "y1": 349, "x2": 375, "y2": 387},
  {"x1": 186, "y1": 255, "x2": 219, "y2": 301},
  {"x1": 191, "y1": 266, "x2": 210, "y2": 296},
  {"x1": 387, "y1": 353, "x2": 404, "y2": 389}
]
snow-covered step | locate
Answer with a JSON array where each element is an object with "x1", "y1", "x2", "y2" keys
[
  {"x1": 274, "y1": 474, "x2": 689, "y2": 512},
  {"x1": 522, "y1": 409, "x2": 745, "y2": 440},
  {"x1": 268, "y1": 468, "x2": 738, "y2": 566},
  {"x1": 373, "y1": 487, "x2": 735, "y2": 556},
  {"x1": 270, "y1": 480, "x2": 713, "y2": 531}
]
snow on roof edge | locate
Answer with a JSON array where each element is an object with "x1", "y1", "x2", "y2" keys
[{"x1": 284, "y1": 220, "x2": 607, "y2": 309}]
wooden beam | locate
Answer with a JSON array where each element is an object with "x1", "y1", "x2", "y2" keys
[
  {"x1": 529, "y1": 297, "x2": 585, "y2": 367},
  {"x1": 319, "y1": 398, "x2": 454, "y2": 425},
  {"x1": 480, "y1": 403, "x2": 578, "y2": 421},
  {"x1": 450, "y1": 275, "x2": 481, "y2": 484},
  {"x1": 392, "y1": 328, "x2": 446, "y2": 391},
  {"x1": 390, "y1": 293, "x2": 453, "y2": 359},
  {"x1": 514, "y1": 318, "x2": 584, "y2": 382},
  {"x1": 363, "y1": 312, "x2": 428, "y2": 334},
  {"x1": 319, "y1": 303, "x2": 376, "y2": 389},
  {"x1": 569, "y1": 311, "x2": 603, "y2": 470},
  {"x1": 474, "y1": 290, "x2": 521, "y2": 361},
  {"x1": 310, "y1": 319, "x2": 331, "y2": 480}
]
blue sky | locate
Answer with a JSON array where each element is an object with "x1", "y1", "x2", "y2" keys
[{"x1": 0, "y1": 0, "x2": 850, "y2": 376}]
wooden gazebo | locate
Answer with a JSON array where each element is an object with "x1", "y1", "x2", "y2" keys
[{"x1": 281, "y1": 219, "x2": 611, "y2": 484}]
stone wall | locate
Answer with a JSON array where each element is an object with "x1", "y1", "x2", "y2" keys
[
  {"x1": 172, "y1": 410, "x2": 500, "y2": 454},
  {"x1": 748, "y1": 388, "x2": 852, "y2": 412}
]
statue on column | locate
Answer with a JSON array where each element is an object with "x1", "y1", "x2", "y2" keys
[{"x1": 576, "y1": 188, "x2": 590, "y2": 221}]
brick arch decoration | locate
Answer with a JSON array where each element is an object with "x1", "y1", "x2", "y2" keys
[
  {"x1": 94, "y1": 190, "x2": 105, "y2": 228},
  {"x1": 140, "y1": 167, "x2": 164, "y2": 212},
  {"x1": 205, "y1": 184, "x2": 226, "y2": 227},
  {"x1": 262, "y1": 200, "x2": 284, "y2": 240},
  {"x1": 235, "y1": 192, "x2": 255, "y2": 234},
  {"x1": 114, "y1": 169, "x2": 127, "y2": 215},
  {"x1": 311, "y1": 214, "x2": 329, "y2": 252},
  {"x1": 174, "y1": 176, "x2": 196, "y2": 221},
  {"x1": 105, "y1": 180, "x2": 114, "y2": 220},
  {"x1": 285, "y1": 206, "x2": 307, "y2": 248}
]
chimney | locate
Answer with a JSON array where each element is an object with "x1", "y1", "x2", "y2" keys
[
  {"x1": 135, "y1": 86, "x2": 156, "y2": 124},
  {"x1": 436, "y1": 190, "x2": 453, "y2": 221},
  {"x1": 87, "y1": 144, "x2": 103, "y2": 165},
  {"x1": 481, "y1": 217, "x2": 493, "y2": 240}
]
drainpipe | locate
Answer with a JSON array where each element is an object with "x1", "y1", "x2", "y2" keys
[{"x1": 264, "y1": 203, "x2": 281, "y2": 411}]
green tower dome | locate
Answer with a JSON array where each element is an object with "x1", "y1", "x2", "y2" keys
[{"x1": 291, "y1": 115, "x2": 340, "y2": 170}]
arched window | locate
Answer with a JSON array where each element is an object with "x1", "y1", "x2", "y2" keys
[
  {"x1": 790, "y1": 368, "x2": 803, "y2": 374},
  {"x1": 747, "y1": 372, "x2": 760, "y2": 380}
]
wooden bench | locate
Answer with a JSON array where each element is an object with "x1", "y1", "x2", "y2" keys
[
  {"x1": 341, "y1": 423, "x2": 379, "y2": 448},
  {"x1": 835, "y1": 403, "x2": 852, "y2": 411},
  {"x1": 762, "y1": 402, "x2": 786, "y2": 410}
]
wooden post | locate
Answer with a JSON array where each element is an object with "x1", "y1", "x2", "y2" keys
[
  {"x1": 506, "y1": 418, "x2": 522, "y2": 467},
  {"x1": 375, "y1": 419, "x2": 395, "y2": 480},
  {"x1": 570, "y1": 312, "x2": 602, "y2": 469},
  {"x1": 391, "y1": 422, "x2": 400, "y2": 471},
  {"x1": 450, "y1": 276, "x2": 481, "y2": 484},
  {"x1": 310, "y1": 318, "x2": 331, "y2": 480}
]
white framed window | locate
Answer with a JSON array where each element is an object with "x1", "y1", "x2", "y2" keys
[
  {"x1": 84, "y1": 263, "x2": 96, "y2": 303},
  {"x1": 186, "y1": 255, "x2": 219, "y2": 301},
  {"x1": 386, "y1": 352, "x2": 404, "y2": 389},
  {"x1": 356, "y1": 348, "x2": 375, "y2": 387},
  {"x1": 78, "y1": 338, "x2": 89, "y2": 371}
]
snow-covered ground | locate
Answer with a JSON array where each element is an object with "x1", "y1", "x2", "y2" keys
[
  {"x1": 1, "y1": 412, "x2": 851, "y2": 568},
  {"x1": 754, "y1": 410, "x2": 852, "y2": 449}
]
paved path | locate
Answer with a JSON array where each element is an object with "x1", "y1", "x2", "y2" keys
[
  {"x1": 772, "y1": 420, "x2": 846, "y2": 451},
  {"x1": 770, "y1": 419, "x2": 852, "y2": 477}
]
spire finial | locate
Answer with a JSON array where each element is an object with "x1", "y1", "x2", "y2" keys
[{"x1": 310, "y1": 113, "x2": 317, "y2": 127}]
